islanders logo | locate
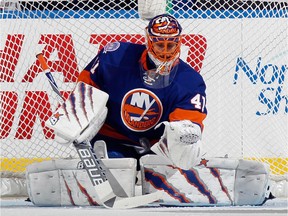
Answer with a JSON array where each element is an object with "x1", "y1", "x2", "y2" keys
[{"x1": 121, "y1": 88, "x2": 163, "y2": 132}]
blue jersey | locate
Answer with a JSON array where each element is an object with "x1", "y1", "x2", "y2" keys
[{"x1": 78, "y1": 41, "x2": 207, "y2": 148}]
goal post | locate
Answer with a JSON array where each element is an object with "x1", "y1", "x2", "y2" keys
[{"x1": 0, "y1": 0, "x2": 287, "y2": 197}]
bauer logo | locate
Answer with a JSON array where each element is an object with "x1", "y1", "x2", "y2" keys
[
  {"x1": 77, "y1": 161, "x2": 84, "y2": 169},
  {"x1": 233, "y1": 57, "x2": 287, "y2": 115},
  {"x1": 121, "y1": 88, "x2": 163, "y2": 132},
  {"x1": 49, "y1": 112, "x2": 64, "y2": 125}
]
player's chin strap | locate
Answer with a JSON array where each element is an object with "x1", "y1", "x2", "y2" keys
[
  {"x1": 142, "y1": 62, "x2": 170, "y2": 87},
  {"x1": 73, "y1": 140, "x2": 164, "y2": 209},
  {"x1": 143, "y1": 52, "x2": 179, "y2": 88}
]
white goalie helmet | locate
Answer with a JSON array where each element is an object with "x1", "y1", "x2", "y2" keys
[{"x1": 141, "y1": 14, "x2": 182, "y2": 88}]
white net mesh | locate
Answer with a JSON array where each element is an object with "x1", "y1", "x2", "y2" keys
[{"x1": 0, "y1": 0, "x2": 287, "y2": 196}]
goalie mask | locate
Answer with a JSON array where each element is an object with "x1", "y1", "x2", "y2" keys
[{"x1": 141, "y1": 14, "x2": 182, "y2": 89}]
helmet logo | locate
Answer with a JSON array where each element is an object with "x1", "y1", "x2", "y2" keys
[
  {"x1": 121, "y1": 88, "x2": 163, "y2": 132},
  {"x1": 151, "y1": 16, "x2": 179, "y2": 36}
]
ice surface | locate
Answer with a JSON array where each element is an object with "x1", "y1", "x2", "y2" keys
[{"x1": 1, "y1": 197, "x2": 287, "y2": 216}]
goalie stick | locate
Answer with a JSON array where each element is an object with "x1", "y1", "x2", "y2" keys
[
  {"x1": 36, "y1": 53, "x2": 163, "y2": 209},
  {"x1": 36, "y1": 53, "x2": 65, "y2": 104}
]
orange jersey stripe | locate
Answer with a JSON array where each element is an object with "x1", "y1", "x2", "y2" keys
[
  {"x1": 169, "y1": 108, "x2": 207, "y2": 130},
  {"x1": 77, "y1": 70, "x2": 99, "y2": 88},
  {"x1": 140, "y1": 50, "x2": 149, "y2": 71}
]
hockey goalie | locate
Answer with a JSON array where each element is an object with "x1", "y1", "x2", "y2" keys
[{"x1": 26, "y1": 13, "x2": 273, "y2": 208}]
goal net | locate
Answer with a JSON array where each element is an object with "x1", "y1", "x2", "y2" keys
[{"x1": 1, "y1": 0, "x2": 287, "y2": 197}]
